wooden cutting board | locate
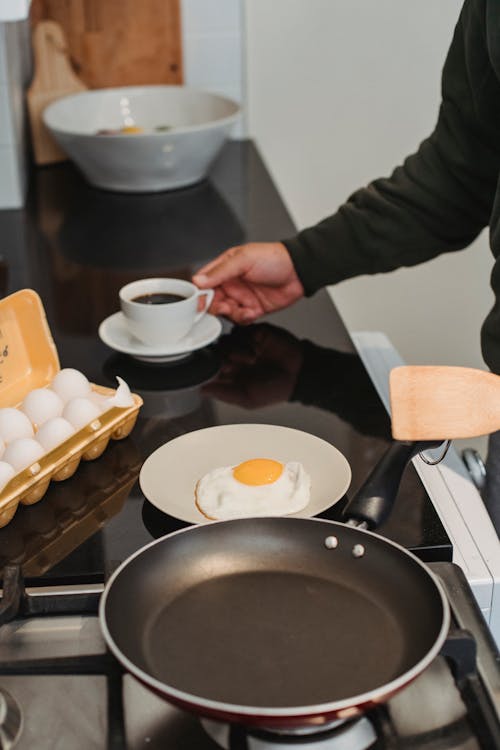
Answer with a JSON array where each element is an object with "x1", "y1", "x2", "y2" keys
[
  {"x1": 27, "y1": 20, "x2": 88, "y2": 165},
  {"x1": 30, "y1": 0, "x2": 183, "y2": 88}
]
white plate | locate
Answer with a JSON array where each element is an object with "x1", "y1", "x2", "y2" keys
[
  {"x1": 98, "y1": 311, "x2": 222, "y2": 362},
  {"x1": 139, "y1": 424, "x2": 352, "y2": 524}
]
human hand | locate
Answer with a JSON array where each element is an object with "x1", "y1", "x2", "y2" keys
[
  {"x1": 203, "y1": 324, "x2": 304, "y2": 408},
  {"x1": 192, "y1": 242, "x2": 304, "y2": 324}
]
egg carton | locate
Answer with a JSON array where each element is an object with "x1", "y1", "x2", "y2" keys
[{"x1": 0, "y1": 289, "x2": 143, "y2": 529}]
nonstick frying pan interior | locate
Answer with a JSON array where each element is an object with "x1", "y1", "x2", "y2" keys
[{"x1": 102, "y1": 517, "x2": 447, "y2": 713}]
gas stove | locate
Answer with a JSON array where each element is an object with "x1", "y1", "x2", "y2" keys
[{"x1": 0, "y1": 562, "x2": 499, "y2": 750}]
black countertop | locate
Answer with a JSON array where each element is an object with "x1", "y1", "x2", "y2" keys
[{"x1": 0, "y1": 140, "x2": 451, "y2": 583}]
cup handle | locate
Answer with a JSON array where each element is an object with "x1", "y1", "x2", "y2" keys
[{"x1": 194, "y1": 288, "x2": 215, "y2": 322}]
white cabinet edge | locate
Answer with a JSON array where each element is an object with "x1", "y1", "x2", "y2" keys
[{"x1": 350, "y1": 328, "x2": 500, "y2": 645}]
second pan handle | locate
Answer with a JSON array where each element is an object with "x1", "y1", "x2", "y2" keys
[{"x1": 343, "y1": 440, "x2": 443, "y2": 530}]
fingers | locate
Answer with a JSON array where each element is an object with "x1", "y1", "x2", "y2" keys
[
  {"x1": 221, "y1": 294, "x2": 261, "y2": 324},
  {"x1": 210, "y1": 289, "x2": 238, "y2": 318},
  {"x1": 218, "y1": 300, "x2": 259, "y2": 324},
  {"x1": 209, "y1": 282, "x2": 264, "y2": 324},
  {"x1": 193, "y1": 246, "x2": 251, "y2": 289},
  {"x1": 210, "y1": 288, "x2": 231, "y2": 316},
  {"x1": 222, "y1": 279, "x2": 262, "y2": 317},
  {"x1": 194, "y1": 247, "x2": 240, "y2": 278},
  {"x1": 231, "y1": 307, "x2": 261, "y2": 324}
]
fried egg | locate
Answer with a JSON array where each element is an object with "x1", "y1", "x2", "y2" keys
[{"x1": 195, "y1": 458, "x2": 310, "y2": 520}]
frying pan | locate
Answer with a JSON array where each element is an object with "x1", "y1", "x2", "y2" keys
[{"x1": 100, "y1": 440, "x2": 450, "y2": 728}]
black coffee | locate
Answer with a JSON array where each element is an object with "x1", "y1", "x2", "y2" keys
[{"x1": 132, "y1": 293, "x2": 186, "y2": 305}]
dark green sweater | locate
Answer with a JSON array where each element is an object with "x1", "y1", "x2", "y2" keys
[{"x1": 284, "y1": 0, "x2": 500, "y2": 373}]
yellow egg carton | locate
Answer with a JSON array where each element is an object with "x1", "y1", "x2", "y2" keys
[{"x1": 0, "y1": 289, "x2": 143, "y2": 529}]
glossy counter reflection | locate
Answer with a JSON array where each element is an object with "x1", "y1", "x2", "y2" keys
[
  {"x1": 0, "y1": 438, "x2": 142, "y2": 581},
  {"x1": 29, "y1": 164, "x2": 244, "y2": 337},
  {"x1": 140, "y1": 323, "x2": 439, "y2": 555},
  {"x1": 204, "y1": 324, "x2": 392, "y2": 439},
  {"x1": 102, "y1": 347, "x2": 222, "y2": 458}
]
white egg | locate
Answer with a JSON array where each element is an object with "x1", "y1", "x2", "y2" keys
[
  {"x1": 63, "y1": 397, "x2": 101, "y2": 430},
  {"x1": 36, "y1": 417, "x2": 76, "y2": 452},
  {"x1": 195, "y1": 458, "x2": 311, "y2": 520},
  {"x1": 51, "y1": 368, "x2": 91, "y2": 403},
  {"x1": 88, "y1": 391, "x2": 108, "y2": 411},
  {"x1": 0, "y1": 461, "x2": 15, "y2": 491},
  {"x1": 22, "y1": 388, "x2": 64, "y2": 427},
  {"x1": 0, "y1": 408, "x2": 34, "y2": 443},
  {"x1": 3, "y1": 438, "x2": 44, "y2": 472}
]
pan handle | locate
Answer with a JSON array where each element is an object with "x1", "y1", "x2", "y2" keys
[{"x1": 342, "y1": 440, "x2": 442, "y2": 529}]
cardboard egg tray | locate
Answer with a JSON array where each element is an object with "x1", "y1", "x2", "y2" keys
[{"x1": 0, "y1": 289, "x2": 143, "y2": 529}]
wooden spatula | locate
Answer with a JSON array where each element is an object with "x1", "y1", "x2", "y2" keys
[{"x1": 390, "y1": 365, "x2": 500, "y2": 440}]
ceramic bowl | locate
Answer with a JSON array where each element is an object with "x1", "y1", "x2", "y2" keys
[{"x1": 43, "y1": 85, "x2": 240, "y2": 193}]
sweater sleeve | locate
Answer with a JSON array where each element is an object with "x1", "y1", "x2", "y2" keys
[{"x1": 283, "y1": 0, "x2": 500, "y2": 295}]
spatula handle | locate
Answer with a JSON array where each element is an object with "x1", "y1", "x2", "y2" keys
[{"x1": 343, "y1": 440, "x2": 442, "y2": 529}]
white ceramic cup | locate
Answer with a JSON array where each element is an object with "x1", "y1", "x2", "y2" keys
[{"x1": 119, "y1": 278, "x2": 214, "y2": 347}]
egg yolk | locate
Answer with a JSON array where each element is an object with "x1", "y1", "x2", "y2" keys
[
  {"x1": 233, "y1": 458, "x2": 283, "y2": 486},
  {"x1": 120, "y1": 126, "x2": 144, "y2": 134}
]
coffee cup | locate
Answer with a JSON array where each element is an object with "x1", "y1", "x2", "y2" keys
[{"x1": 119, "y1": 278, "x2": 214, "y2": 346}]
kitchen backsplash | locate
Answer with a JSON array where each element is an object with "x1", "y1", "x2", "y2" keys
[
  {"x1": 181, "y1": 0, "x2": 245, "y2": 136},
  {"x1": 0, "y1": 20, "x2": 31, "y2": 209}
]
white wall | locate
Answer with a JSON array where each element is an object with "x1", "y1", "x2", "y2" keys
[
  {"x1": 181, "y1": 0, "x2": 246, "y2": 136},
  {"x1": 244, "y1": 0, "x2": 493, "y2": 372},
  {"x1": 0, "y1": 20, "x2": 30, "y2": 208}
]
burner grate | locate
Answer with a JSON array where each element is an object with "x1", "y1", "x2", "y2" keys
[{"x1": 0, "y1": 564, "x2": 100, "y2": 624}]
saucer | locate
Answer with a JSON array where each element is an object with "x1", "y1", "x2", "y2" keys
[{"x1": 98, "y1": 311, "x2": 222, "y2": 363}]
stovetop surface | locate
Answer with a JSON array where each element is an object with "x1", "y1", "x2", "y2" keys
[{"x1": 0, "y1": 141, "x2": 451, "y2": 586}]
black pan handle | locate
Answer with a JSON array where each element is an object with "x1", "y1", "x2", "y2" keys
[{"x1": 343, "y1": 440, "x2": 443, "y2": 530}]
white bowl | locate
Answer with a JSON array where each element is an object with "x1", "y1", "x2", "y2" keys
[{"x1": 43, "y1": 85, "x2": 240, "y2": 193}]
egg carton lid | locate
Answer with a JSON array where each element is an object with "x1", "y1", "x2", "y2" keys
[{"x1": 0, "y1": 289, "x2": 60, "y2": 407}]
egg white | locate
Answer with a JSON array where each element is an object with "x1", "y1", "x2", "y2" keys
[{"x1": 195, "y1": 461, "x2": 310, "y2": 520}]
